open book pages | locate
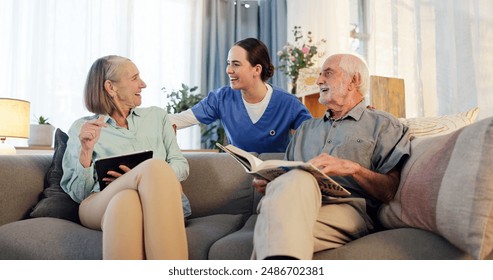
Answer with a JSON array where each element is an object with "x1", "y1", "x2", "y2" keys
[{"x1": 216, "y1": 143, "x2": 350, "y2": 197}]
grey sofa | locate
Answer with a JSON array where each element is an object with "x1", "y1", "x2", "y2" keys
[{"x1": 1, "y1": 118, "x2": 493, "y2": 259}]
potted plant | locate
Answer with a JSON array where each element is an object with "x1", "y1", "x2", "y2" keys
[
  {"x1": 28, "y1": 115, "x2": 55, "y2": 147},
  {"x1": 163, "y1": 83, "x2": 225, "y2": 149},
  {"x1": 164, "y1": 83, "x2": 203, "y2": 114}
]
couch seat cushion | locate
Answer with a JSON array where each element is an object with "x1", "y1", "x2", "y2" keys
[
  {"x1": 0, "y1": 214, "x2": 245, "y2": 260},
  {"x1": 0, "y1": 217, "x2": 101, "y2": 260},
  {"x1": 186, "y1": 213, "x2": 245, "y2": 260},
  {"x1": 208, "y1": 215, "x2": 477, "y2": 260},
  {"x1": 208, "y1": 214, "x2": 257, "y2": 260},
  {"x1": 314, "y1": 228, "x2": 471, "y2": 260}
]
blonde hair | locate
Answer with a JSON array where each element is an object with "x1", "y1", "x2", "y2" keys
[{"x1": 83, "y1": 55, "x2": 130, "y2": 114}]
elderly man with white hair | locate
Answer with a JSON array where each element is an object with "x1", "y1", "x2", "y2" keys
[{"x1": 251, "y1": 53, "x2": 412, "y2": 260}]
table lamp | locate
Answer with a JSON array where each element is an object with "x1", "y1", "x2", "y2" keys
[{"x1": 0, "y1": 98, "x2": 30, "y2": 155}]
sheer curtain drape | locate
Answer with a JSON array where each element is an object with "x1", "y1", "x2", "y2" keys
[
  {"x1": 0, "y1": 0, "x2": 202, "y2": 148},
  {"x1": 367, "y1": 0, "x2": 493, "y2": 119},
  {"x1": 286, "y1": 0, "x2": 352, "y2": 68}
]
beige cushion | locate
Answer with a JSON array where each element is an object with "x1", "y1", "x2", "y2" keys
[
  {"x1": 379, "y1": 117, "x2": 493, "y2": 259},
  {"x1": 399, "y1": 107, "x2": 479, "y2": 138}
]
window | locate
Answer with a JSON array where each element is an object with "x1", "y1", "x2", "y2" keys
[{"x1": 1, "y1": 0, "x2": 201, "y2": 148}]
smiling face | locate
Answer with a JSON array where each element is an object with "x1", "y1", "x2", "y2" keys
[
  {"x1": 316, "y1": 54, "x2": 368, "y2": 119},
  {"x1": 317, "y1": 55, "x2": 350, "y2": 107},
  {"x1": 106, "y1": 60, "x2": 147, "y2": 113},
  {"x1": 316, "y1": 55, "x2": 365, "y2": 119},
  {"x1": 226, "y1": 45, "x2": 260, "y2": 91}
]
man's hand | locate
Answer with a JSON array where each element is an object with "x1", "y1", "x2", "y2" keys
[
  {"x1": 252, "y1": 177, "x2": 269, "y2": 195},
  {"x1": 310, "y1": 153, "x2": 401, "y2": 203},
  {"x1": 309, "y1": 153, "x2": 359, "y2": 177}
]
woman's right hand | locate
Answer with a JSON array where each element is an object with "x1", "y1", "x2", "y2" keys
[
  {"x1": 102, "y1": 164, "x2": 131, "y2": 185},
  {"x1": 79, "y1": 115, "x2": 107, "y2": 167}
]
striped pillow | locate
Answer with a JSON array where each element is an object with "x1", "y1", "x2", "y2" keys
[
  {"x1": 379, "y1": 117, "x2": 493, "y2": 259},
  {"x1": 399, "y1": 107, "x2": 479, "y2": 138}
]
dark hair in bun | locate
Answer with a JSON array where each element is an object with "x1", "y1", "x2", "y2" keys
[{"x1": 234, "y1": 38, "x2": 275, "y2": 82}]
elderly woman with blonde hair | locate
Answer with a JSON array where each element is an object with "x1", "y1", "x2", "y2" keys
[{"x1": 61, "y1": 55, "x2": 190, "y2": 259}]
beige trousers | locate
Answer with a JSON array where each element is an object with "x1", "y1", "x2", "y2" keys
[
  {"x1": 252, "y1": 169, "x2": 374, "y2": 260},
  {"x1": 79, "y1": 158, "x2": 188, "y2": 260}
]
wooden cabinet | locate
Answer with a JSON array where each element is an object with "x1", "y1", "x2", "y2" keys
[
  {"x1": 295, "y1": 67, "x2": 326, "y2": 118},
  {"x1": 296, "y1": 91, "x2": 327, "y2": 118},
  {"x1": 369, "y1": 75, "x2": 406, "y2": 118},
  {"x1": 296, "y1": 75, "x2": 406, "y2": 119}
]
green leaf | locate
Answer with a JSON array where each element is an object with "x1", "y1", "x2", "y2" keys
[
  {"x1": 163, "y1": 83, "x2": 204, "y2": 114},
  {"x1": 34, "y1": 115, "x2": 50, "y2": 125}
]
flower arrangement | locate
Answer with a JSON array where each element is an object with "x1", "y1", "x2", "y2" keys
[{"x1": 277, "y1": 26, "x2": 326, "y2": 94}]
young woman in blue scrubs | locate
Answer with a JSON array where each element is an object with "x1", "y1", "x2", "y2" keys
[{"x1": 169, "y1": 38, "x2": 312, "y2": 153}]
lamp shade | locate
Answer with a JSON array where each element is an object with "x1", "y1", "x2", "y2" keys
[{"x1": 0, "y1": 98, "x2": 31, "y2": 139}]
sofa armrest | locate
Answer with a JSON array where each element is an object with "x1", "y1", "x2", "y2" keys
[{"x1": 0, "y1": 155, "x2": 52, "y2": 226}]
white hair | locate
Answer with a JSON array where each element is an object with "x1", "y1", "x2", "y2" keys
[{"x1": 338, "y1": 54, "x2": 369, "y2": 96}]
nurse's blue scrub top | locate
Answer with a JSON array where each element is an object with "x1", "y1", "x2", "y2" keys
[{"x1": 192, "y1": 85, "x2": 312, "y2": 153}]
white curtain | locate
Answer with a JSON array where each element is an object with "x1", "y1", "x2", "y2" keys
[
  {"x1": 367, "y1": 0, "x2": 493, "y2": 120},
  {"x1": 286, "y1": 0, "x2": 352, "y2": 67},
  {"x1": 0, "y1": 0, "x2": 202, "y2": 148}
]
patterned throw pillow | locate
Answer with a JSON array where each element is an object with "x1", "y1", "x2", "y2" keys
[
  {"x1": 29, "y1": 129, "x2": 80, "y2": 223},
  {"x1": 379, "y1": 117, "x2": 493, "y2": 259},
  {"x1": 399, "y1": 107, "x2": 479, "y2": 138}
]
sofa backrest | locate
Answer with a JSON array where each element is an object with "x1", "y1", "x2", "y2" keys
[
  {"x1": 254, "y1": 153, "x2": 285, "y2": 209},
  {"x1": 182, "y1": 152, "x2": 255, "y2": 219},
  {"x1": 0, "y1": 151, "x2": 283, "y2": 225},
  {"x1": 0, "y1": 155, "x2": 51, "y2": 226}
]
